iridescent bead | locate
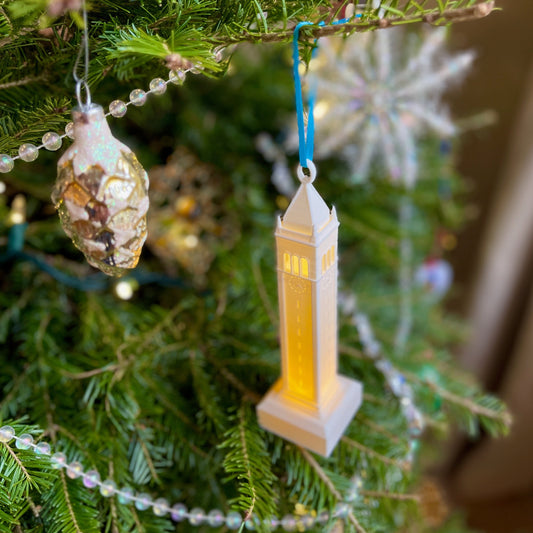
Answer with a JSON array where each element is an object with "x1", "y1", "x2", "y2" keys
[
  {"x1": 129, "y1": 89, "x2": 147, "y2": 106},
  {"x1": 226, "y1": 511, "x2": 242, "y2": 530},
  {"x1": 42, "y1": 132, "x2": 62, "y2": 151},
  {"x1": 281, "y1": 514, "x2": 297, "y2": 531},
  {"x1": 388, "y1": 372, "x2": 405, "y2": 396},
  {"x1": 334, "y1": 503, "x2": 350, "y2": 519},
  {"x1": 0, "y1": 425, "x2": 15, "y2": 443},
  {"x1": 117, "y1": 487, "x2": 134, "y2": 504},
  {"x1": 189, "y1": 507, "x2": 205, "y2": 526},
  {"x1": 345, "y1": 475, "x2": 363, "y2": 502},
  {"x1": 109, "y1": 100, "x2": 127, "y2": 118},
  {"x1": 18, "y1": 144, "x2": 38, "y2": 162},
  {"x1": 375, "y1": 359, "x2": 393, "y2": 378},
  {"x1": 0, "y1": 155, "x2": 14, "y2": 173},
  {"x1": 66, "y1": 461, "x2": 83, "y2": 479},
  {"x1": 83, "y1": 470, "x2": 100, "y2": 489},
  {"x1": 405, "y1": 438, "x2": 420, "y2": 464},
  {"x1": 149, "y1": 78, "x2": 167, "y2": 95},
  {"x1": 16, "y1": 433, "x2": 34, "y2": 450},
  {"x1": 152, "y1": 498, "x2": 169, "y2": 517},
  {"x1": 169, "y1": 70, "x2": 186, "y2": 85},
  {"x1": 35, "y1": 442, "x2": 51, "y2": 455},
  {"x1": 301, "y1": 515, "x2": 315, "y2": 528},
  {"x1": 207, "y1": 509, "x2": 225, "y2": 527},
  {"x1": 170, "y1": 503, "x2": 187, "y2": 522},
  {"x1": 135, "y1": 493, "x2": 152, "y2": 511},
  {"x1": 190, "y1": 64, "x2": 203, "y2": 74},
  {"x1": 405, "y1": 404, "x2": 424, "y2": 436},
  {"x1": 51, "y1": 452, "x2": 67, "y2": 469},
  {"x1": 99, "y1": 479, "x2": 116, "y2": 497},
  {"x1": 355, "y1": 313, "x2": 371, "y2": 339},
  {"x1": 366, "y1": 340, "x2": 381, "y2": 358},
  {"x1": 269, "y1": 518, "x2": 280, "y2": 529},
  {"x1": 317, "y1": 511, "x2": 330, "y2": 523},
  {"x1": 245, "y1": 517, "x2": 258, "y2": 530},
  {"x1": 65, "y1": 122, "x2": 75, "y2": 139}
]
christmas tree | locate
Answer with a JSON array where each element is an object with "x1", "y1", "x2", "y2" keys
[{"x1": 0, "y1": 1, "x2": 511, "y2": 532}]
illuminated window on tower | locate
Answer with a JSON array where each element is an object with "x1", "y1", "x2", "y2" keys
[
  {"x1": 292, "y1": 255, "x2": 299, "y2": 276},
  {"x1": 284, "y1": 252, "x2": 291, "y2": 272},
  {"x1": 300, "y1": 258, "x2": 309, "y2": 278}
]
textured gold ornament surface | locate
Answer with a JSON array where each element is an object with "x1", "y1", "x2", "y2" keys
[{"x1": 52, "y1": 104, "x2": 149, "y2": 276}]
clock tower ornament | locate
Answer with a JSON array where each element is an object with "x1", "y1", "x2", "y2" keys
[{"x1": 257, "y1": 161, "x2": 363, "y2": 457}]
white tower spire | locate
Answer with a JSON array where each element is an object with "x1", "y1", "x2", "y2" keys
[{"x1": 257, "y1": 164, "x2": 362, "y2": 457}]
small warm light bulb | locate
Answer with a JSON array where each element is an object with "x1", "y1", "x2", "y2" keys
[
  {"x1": 184, "y1": 234, "x2": 199, "y2": 249},
  {"x1": 0, "y1": 181, "x2": 6, "y2": 194},
  {"x1": 8, "y1": 194, "x2": 26, "y2": 225},
  {"x1": 115, "y1": 280, "x2": 135, "y2": 300},
  {"x1": 313, "y1": 101, "x2": 330, "y2": 120}
]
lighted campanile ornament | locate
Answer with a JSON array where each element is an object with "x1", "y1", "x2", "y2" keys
[
  {"x1": 257, "y1": 23, "x2": 362, "y2": 457},
  {"x1": 52, "y1": 5, "x2": 148, "y2": 276}
]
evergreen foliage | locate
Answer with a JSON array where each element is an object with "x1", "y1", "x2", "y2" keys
[{"x1": 0, "y1": 1, "x2": 508, "y2": 532}]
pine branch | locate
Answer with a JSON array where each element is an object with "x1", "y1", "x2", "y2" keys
[
  {"x1": 217, "y1": 2, "x2": 495, "y2": 45},
  {"x1": 0, "y1": 424, "x2": 53, "y2": 519},
  {"x1": 220, "y1": 405, "x2": 278, "y2": 523},
  {"x1": 341, "y1": 437, "x2": 410, "y2": 471},
  {"x1": 59, "y1": 471, "x2": 83, "y2": 533},
  {"x1": 298, "y1": 447, "x2": 367, "y2": 533},
  {"x1": 399, "y1": 367, "x2": 512, "y2": 436},
  {"x1": 360, "y1": 489, "x2": 420, "y2": 502}
]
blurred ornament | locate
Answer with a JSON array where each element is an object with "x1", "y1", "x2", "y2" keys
[
  {"x1": 52, "y1": 104, "x2": 149, "y2": 277},
  {"x1": 147, "y1": 147, "x2": 237, "y2": 284},
  {"x1": 438, "y1": 229, "x2": 457, "y2": 251},
  {"x1": 415, "y1": 258, "x2": 453, "y2": 297},
  {"x1": 288, "y1": 27, "x2": 473, "y2": 186},
  {"x1": 418, "y1": 477, "x2": 449, "y2": 528}
]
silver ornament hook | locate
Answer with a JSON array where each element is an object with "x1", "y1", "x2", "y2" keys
[
  {"x1": 72, "y1": 0, "x2": 92, "y2": 111},
  {"x1": 75, "y1": 79, "x2": 92, "y2": 110},
  {"x1": 297, "y1": 159, "x2": 317, "y2": 184}
]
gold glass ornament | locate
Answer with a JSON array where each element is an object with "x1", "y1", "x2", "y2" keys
[
  {"x1": 52, "y1": 104, "x2": 149, "y2": 276},
  {"x1": 147, "y1": 146, "x2": 237, "y2": 285}
]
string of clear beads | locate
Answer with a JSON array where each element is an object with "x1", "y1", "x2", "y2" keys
[
  {"x1": 0, "y1": 424, "x2": 358, "y2": 531},
  {"x1": 0, "y1": 68, "x2": 192, "y2": 174}
]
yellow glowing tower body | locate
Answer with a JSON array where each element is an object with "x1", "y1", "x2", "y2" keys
[{"x1": 257, "y1": 170, "x2": 362, "y2": 457}]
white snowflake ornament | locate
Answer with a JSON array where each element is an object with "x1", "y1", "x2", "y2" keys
[{"x1": 307, "y1": 28, "x2": 474, "y2": 187}]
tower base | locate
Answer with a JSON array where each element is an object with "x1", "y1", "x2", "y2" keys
[{"x1": 257, "y1": 375, "x2": 363, "y2": 457}]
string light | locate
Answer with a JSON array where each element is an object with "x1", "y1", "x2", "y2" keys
[{"x1": 114, "y1": 279, "x2": 136, "y2": 300}]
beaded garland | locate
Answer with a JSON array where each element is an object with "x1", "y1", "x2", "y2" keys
[{"x1": 0, "y1": 69, "x2": 189, "y2": 175}]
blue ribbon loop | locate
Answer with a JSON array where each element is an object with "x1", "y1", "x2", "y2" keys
[{"x1": 292, "y1": 15, "x2": 360, "y2": 170}]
